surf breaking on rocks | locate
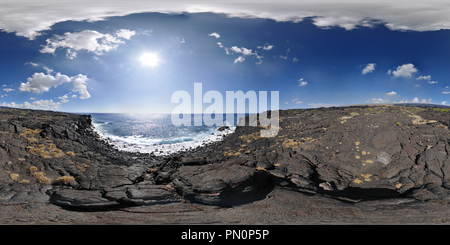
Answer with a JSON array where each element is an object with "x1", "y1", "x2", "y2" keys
[{"x1": 91, "y1": 113, "x2": 237, "y2": 156}]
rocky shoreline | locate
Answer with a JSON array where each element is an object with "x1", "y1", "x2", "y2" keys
[{"x1": 3, "y1": 105, "x2": 450, "y2": 223}]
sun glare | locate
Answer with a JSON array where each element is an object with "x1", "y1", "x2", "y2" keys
[{"x1": 140, "y1": 53, "x2": 159, "y2": 67}]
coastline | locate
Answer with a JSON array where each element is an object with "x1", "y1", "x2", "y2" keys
[
  {"x1": 3, "y1": 105, "x2": 450, "y2": 223},
  {"x1": 92, "y1": 121, "x2": 236, "y2": 156}
]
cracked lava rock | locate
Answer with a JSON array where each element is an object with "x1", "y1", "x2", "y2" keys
[{"x1": 3, "y1": 105, "x2": 450, "y2": 223}]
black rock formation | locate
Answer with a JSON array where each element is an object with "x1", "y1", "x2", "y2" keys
[{"x1": 3, "y1": 105, "x2": 450, "y2": 215}]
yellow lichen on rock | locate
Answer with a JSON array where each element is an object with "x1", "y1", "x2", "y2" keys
[{"x1": 353, "y1": 179, "x2": 363, "y2": 184}]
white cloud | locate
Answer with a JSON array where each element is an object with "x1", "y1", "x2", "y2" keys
[
  {"x1": 397, "y1": 97, "x2": 432, "y2": 104},
  {"x1": 386, "y1": 69, "x2": 392, "y2": 75},
  {"x1": 292, "y1": 57, "x2": 299, "y2": 62},
  {"x1": 230, "y1": 46, "x2": 255, "y2": 56},
  {"x1": 1, "y1": 99, "x2": 61, "y2": 110},
  {"x1": 30, "y1": 97, "x2": 35, "y2": 100},
  {"x1": 208, "y1": 32, "x2": 220, "y2": 38},
  {"x1": 219, "y1": 44, "x2": 263, "y2": 64},
  {"x1": 414, "y1": 75, "x2": 437, "y2": 84},
  {"x1": 3, "y1": 88, "x2": 14, "y2": 92},
  {"x1": 4, "y1": 1, "x2": 450, "y2": 41},
  {"x1": 386, "y1": 91, "x2": 397, "y2": 95},
  {"x1": 230, "y1": 46, "x2": 242, "y2": 53},
  {"x1": 392, "y1": 63, "x2": 418, "y2": 78},
  {"x1": 291, "y1": 98, "x2": 302, "y2": 104},
  {"x1": 71, "y1": 94, "x2": 77, "y2": 98},
  {"x1": 115, "y1": 29, "x2": 136, "y2": 40},
  {"x1": 241, "y1": 47, "x2": 254, "y2": 56},
  {"x1": 369, "y1": 98, "x2": 390, "y2": 103},
  {"x1": 24, "y1": 62, "x2": 39, "y2": 67},
  {"x1": 19, "y1": 72, "x2": 72, "y2": 94},
  {"x1": 18, "y1": 72, "x2": 91, "y2": 99},
  {"x1": 58, "y1": 94, "x2": 69, "y2": 103},
  {"x1": 71, "y1": 75, "x2": 91, "y2": 99},
  {"x1": 257, "y1": 44, "x2": 274, "y2": 50},
  {"x1": 416, "y1": 75, "x2": 431, "y2": 80},
  {"x1": 234, "y1": 56, "x2": 245, "y2": 63},
  {"x1": 443, "y1": 91, "x2": 450, "y2": 94},
  {"x1": 308, "y1": 102, "x2": 338, "y2": 108},
  {"x1": 43, "y1": 66, "x2": 53, "y2": 74},
  {"x1": 362, "y1": 63, "x2": 376, "y2": 74},
  {"x1": 40, "y1": 29, "x2": 134, "y2": 59},
  {"x1": 442, "y1": 101, "x2": 448, "y2": 105},
  {"x1": 298, "y1": 78, "x2": 308, "y2": 86},
  {"x1": 285, "y1": 101, "x2": 289, "y2": 104},
  {"x1": 446, "y1": 86, "x2": 449, "y2": 89}
]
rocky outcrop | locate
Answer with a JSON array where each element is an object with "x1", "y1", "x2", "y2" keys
[
  {"x1": 4, "y1": 105, "x2": 450, "y2": 215},
  {"x1": 160, "y1": 105, "x2": 450, "y2": 203}
]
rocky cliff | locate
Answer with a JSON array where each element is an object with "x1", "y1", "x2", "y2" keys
[{"x1": 2, "y1": 105, "x2": 450, "y2": 221}]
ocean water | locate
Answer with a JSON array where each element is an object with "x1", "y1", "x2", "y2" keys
[{"x1": 91, "y1": 113, "x2": 245, "y2": 155}]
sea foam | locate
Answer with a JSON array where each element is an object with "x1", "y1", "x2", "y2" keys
[{"x1": 93, "y1": 123, "x2": 236, "y2": 156}]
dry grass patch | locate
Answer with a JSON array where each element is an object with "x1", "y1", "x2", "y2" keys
[
  {"x1": 239, "y1": 132, "x2": 261, "y2": 143},
  {"x1": 32, "y1": 172, "x2": 51, "y2": 184},
  {"x1": 54, "y1": 176, "x2": 75, "y2": 185},
  {"x1": 9, "y1": 173, "x2": 19, "y2": 181}
]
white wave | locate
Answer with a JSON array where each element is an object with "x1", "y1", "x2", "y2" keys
[{"x1": 93, "y1": 123, "x2": 236, "y2": 156}]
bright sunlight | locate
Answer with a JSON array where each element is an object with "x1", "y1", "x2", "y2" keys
[{"x1": 140, "y1": 53, "x2": 159, "y2": 67}]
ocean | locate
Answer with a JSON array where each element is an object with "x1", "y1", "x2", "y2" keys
[{"x1": 90, "y1": 113, "x2": 245, "y2": 155}]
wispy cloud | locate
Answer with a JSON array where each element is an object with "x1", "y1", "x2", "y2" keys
[
  {"x1": 308, "y1": 102, "x2": 338, "y2": 108},
  {"x1": 208, "y1": 32, "x2": 220, "y2": 38},
  {"x1": 298, "y1": 78, "x2": 308, "y2": 86},
  {"x1": 58, "y1": 94, "x2": 69, "y2": 103},
  {"x1": 257, "y1": 44, "x2": 274, "y2": 50},
  {"x1": 416, "y1": 75, "x2": 431, "y2": 80},
  {"x1": 24, "y1": 62, "x2": 39, "y2": 67},
  {"x1": 292, "y1": 98, "x2": 303, "y2": 104},
  {"x1": 234, "y1": 56, "x2": 245, "y2": 63}
]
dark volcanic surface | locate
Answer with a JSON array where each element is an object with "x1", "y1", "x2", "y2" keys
[{"x1": 3, "y1": 105, "x2": 450, "y2": 223}]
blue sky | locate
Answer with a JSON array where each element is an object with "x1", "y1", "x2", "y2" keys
[{"x1": 2, "y1": 1, "x2": 450, "y2": 113}]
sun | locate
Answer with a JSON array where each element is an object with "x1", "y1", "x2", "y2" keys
[{"x1": 140, "y1": 53, "x2": 159, "y2": 67}]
